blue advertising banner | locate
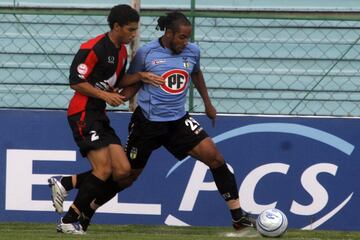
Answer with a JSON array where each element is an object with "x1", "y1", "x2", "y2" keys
[{"x1": 0, "y1": 109, "x2": 358, "y2": 231}]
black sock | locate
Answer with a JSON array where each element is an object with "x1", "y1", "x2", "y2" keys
[
  {"x1": 94, "y1": 178, "x2": 125, "y2": 206},
  {"x1": 69, "y1": 173, "x2": 105, "y2": 222},
  {"x1": 210, "y1": 163, "x2": 239, "y2": 201},
  {"x1": 79, "y1": 209, "x2": 94, "y2": 231},
  {"x1": 73, "y1": 178, "x2": 127, "y2": 231},
  {"x1": 75, "y1": 170, "x2": 92, "y2": 189},
  {"x1": 60, "y1": 176, "x2": 73, "y2": 192},
  {"x1": 60, "y1": 170, "x2": 93, "y2": 191},
  {"x1": 62, "y1": 206, "x2": 79, "y2": 223},
  {"x1": 231, "y1": 208, "x2": 244, "y2": 221}
]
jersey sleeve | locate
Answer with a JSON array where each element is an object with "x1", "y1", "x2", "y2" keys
[
  {"x1": 127, "y1": 46, "x2": 147, "y2": 74},
  {"x1": 69, "y1": 48, "x2": 99, "y2": 85}
]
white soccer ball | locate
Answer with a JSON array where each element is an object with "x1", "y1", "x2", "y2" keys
[{"x1": 256, "y1": 208, "x2": 288, "y2": 237}]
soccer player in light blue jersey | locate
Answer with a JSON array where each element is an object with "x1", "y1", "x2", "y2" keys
[
  {"x1": 50, "y1": 11, "x2": 253, "y2": 231},
  {"x1": 123, "y1": 11, "x2": 254, "y2": 230}
]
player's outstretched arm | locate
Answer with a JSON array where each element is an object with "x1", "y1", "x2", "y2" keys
[
  {"x1": 116, "y1": 83, "x2": 142, "y2": 101},
  {"x1": 70, "y1": 82, "x2": 126, "y2": 107},
  {"x1": 191, "y1": 70, "x2": 217, "y2": 125},
  {"x1": 119, "y1": 72, "x2": 164, "y2": 87}
]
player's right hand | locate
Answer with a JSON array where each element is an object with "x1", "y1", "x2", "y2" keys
[
  {"x1": 205, "y1": 103, "x2": 217, "y2": 127},
  {"x1": 139, "y1": 72, "x2": 165, "y2": 87}
]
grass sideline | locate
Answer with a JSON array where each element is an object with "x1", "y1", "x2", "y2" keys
[{"x1": 0, "y1": 222, "x2": 359, "y2": 240}]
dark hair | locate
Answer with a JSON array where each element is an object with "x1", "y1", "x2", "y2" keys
[
  {"x1": 107, "y1": 4, "x2": 140, "y2": 29},
  {"x1": 156, "y1": 11, "x2": 191, "y2": 32}
]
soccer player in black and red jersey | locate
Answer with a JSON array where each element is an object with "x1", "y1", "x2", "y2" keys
[
  {"x1": 51, "y1": 10, "x2": 254, "y2": 233},
  {"x1": 50, "y1": 4, "x2": 164, "y2": 234}
]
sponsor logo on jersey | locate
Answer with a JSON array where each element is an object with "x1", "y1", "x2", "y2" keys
[
  {"x1": 152, "y1": 59, "x2": 166, "y2": 65},
  {"x1": 108, "y1": 56, "x2": 115, "y2": 64},
  {"x1": 160, "y1": 69, "x2": 189, "y2": 94}
]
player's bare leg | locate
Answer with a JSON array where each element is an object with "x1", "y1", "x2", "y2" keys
[{"x1": 189, "y1": 137, "x2": 255, "y2": 230}]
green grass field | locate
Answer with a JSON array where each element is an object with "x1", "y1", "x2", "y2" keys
[{"x1": 0, "y1": 222, "x2": 359, "y2": 240}]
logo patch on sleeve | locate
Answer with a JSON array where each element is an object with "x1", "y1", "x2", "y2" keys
[{"x1": 77, "y1": 63, "x2": 88, "y2": 76}]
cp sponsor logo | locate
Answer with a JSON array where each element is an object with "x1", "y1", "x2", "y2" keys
[
  {"x1": 164, "y1": 123, "x2": 355, "y2": 229},
  {"x1": 160, "y1": 69, "x2": 189, "y2": 94}
]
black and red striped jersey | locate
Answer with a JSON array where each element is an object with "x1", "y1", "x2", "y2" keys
[{"x1": 67, "y1": 33, "x2": 127, "y2": 116}]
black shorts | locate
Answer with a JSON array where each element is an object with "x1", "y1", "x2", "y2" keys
[
  {"x1": 124, "y1": 107, "x2": 208, "y2": 169},
  {"x1": 68, "y1": 110, "x2": 121, "y2": 157}
]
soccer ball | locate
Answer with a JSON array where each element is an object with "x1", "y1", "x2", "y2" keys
[{"x1": 256, "y1": 208, "x2": 288, "y2": 237}]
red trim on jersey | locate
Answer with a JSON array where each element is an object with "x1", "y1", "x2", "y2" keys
[
  {"x1": 82, "y1": 50, "x2": 98, "y2": 80},
  {"x1": 78, "y1": 111, "x2": 86, "y2": 139},
  {"x1": 80, "y1": 34, "x2": 105, "y2": 50},
  {"x1": 78, "y1": 34, "x2": 103, "y2": 80},
  {"x1": 116, "y1": 44, "x2": 128, "y2": 77},
  {"x1": 67, "y1": 92, "x2": 88, "y2": 116}
]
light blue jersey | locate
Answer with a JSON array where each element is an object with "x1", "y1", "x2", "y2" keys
[{"x1": 127, "y1": 39, "x2": 200, "y2": 121}]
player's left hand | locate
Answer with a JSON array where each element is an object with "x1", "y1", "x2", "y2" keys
[{"x1": 205, "y1": 103, "x2": 217, "y2": 127}]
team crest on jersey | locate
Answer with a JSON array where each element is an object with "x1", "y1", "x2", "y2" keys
[
  {"x1": 77, "y1": 63, "x2": 88, "y2": 79},
  {"x1": 183, "y1": 58, "x2": 190, "y2": 68},
  {"x1": 152, "y1": 59, "x2": 166, "y2": 65},
  {"x1": 160, "y1": 69, "x2": 189, "y2": 94},
  {"x1": 130, "y1": 147, "x2": 138, "y2": 160}
]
